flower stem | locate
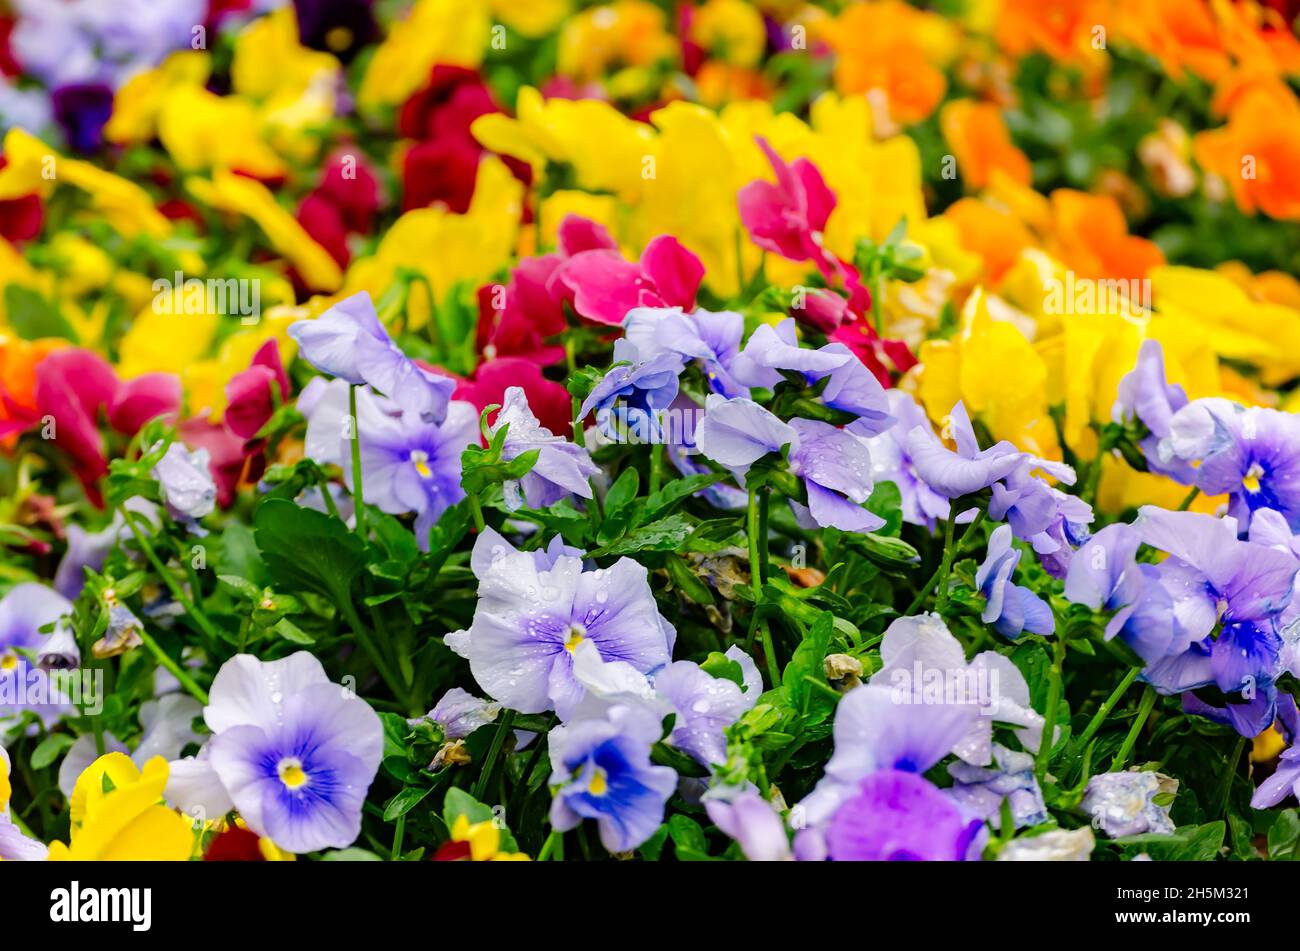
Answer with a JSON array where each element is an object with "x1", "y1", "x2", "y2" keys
[
  {"x1": 1077, "y1": 666, "x2": 1141, "y2": 748},
  {"x1": 391, "y1": 814, "x2": 406, "y2": 860},
  {"x1": 649, "y1": 443, "x2": 664, "y2": 496},
  {"x1": 1178, "y1": 486, "x2": 1200, "y2": 511},
  {"x1": 121, "y1": 508, "x2": 222, "y2": 647},
  {"x1": 1036, "y1": 636, "x2": 1066, "y2": 780},
  {"x1": 907, "y1": 510, "x2": 985, "y2": 616},
  {"x1": 349, "y1": 384, "x2": 367, "y2": 542},
  {"x1": 537, "y1": 827, "x2": 564, "y2": 861},
  {"x1": 1110, "y1": 686, "x2": 1158, "y2": 771},
  {"x1": 472, "y1": 708, "x2": 517, "y2": 802},
  {"x1": 1214, "y1": 735, "x2": 1247, "y2": 818},
  {"x1": 138, "y1": 628, "x2": 208, "y2": 705},
  {"x1": 468, "y1": 493, "x2": 486, "y2": 532},
  {"x1": 747, "y1": 485, "x2": 780, "y2": 687}
]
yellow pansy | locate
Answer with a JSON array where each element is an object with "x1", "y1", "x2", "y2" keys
[
  {"x1": 344, "y1": 156, "x2": 521, "y2": 330},
  {"x1": 231, "y1": 7, "x2": 340, "y2": 164},
  {"x1": 448, "y1": 814, "x2": 531, "y2": 861},
  {"x1": 184, "y1": 310, "x2": 300, "y2": 420},
  {"x1": 489, "y1": 0, "x2": 571, "y2": 37},
  {"x1": 691, "y1": 0, "x2": 768, "y2": 67},
  {"x1": 47, "y1": 753, "x2": 194, "y2": 861},
  {"x1": 0, "y1": 746, "x2": 10, "y2": 810},
  {"x1": 159, "y1": 85, "x2": 287, "y2": 178},
  {"x1": 918, "y1": 287, "x2": 1060, "y2": 460},
  {"x1": 556, "y1": 0, "x2": 678, "y2": 83},
  {"x1": 357, "y1": 0, "x2": 489, "y2": 111},
  {"x1": 104, "y1": 51, "x2": 211, "y2": 146},
  {"x1": 187, "y1": 172, "x2": 343, "y2": 293},
  {"x1": 0, "y1": 130, "x2": 171, "y2": 240},
  {"x1": 473, "y1": 87, "x2": 655, "y2": 203},
  {"x1": 1150, "y1": 265, "x2": 1300, "y2": 386}
]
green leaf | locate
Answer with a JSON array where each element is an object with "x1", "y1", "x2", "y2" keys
[
  {"x1": 384, "y1": 785, "x2": 435, "y2": 821},
  {"x1": 5, "y1": 285, "x2": 77, "y2": 342},
  {"x1": 640, "y1": 473, "x2": 721, "y2": 524},
  {"x1": 217, "y1": 575, "x2": 261, "y2": 601},
  {"x1": 272, "y1": 617, "x2": 315, "y2": 644},
  {"x1": 1268, "y1": 809, "x2": 1300, "y2": 860},
  {"x1": 668, "y1": 815, "x2": 711, "y2": 860},
  {"x1": 700, "y1": 651, "x2": 744, "y2": 686},
  {"x1": 782, "y1": 610, "x2": 836, "y2": 723},
  {"x1": 254, "y1": 499, "x2": 365, "y2": 606},
  {"x1": 30, "y1": 733, "x2": 75, "y2": 770},
  {"x1": 604, "y1": 467, "x2": 640, "y2": 517},
  {"x1": 321, "y1": 848, "x2": 384, "y2": 861},
  {"x1": 595, "y1": 514, "x2": 693, "y2": 557},
  {"x1": 665, "y1": 554, "x2": 715, "y2": 606}
]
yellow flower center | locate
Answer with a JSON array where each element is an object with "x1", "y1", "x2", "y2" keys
[
  {"x1": 1243, "y1": 463, "x2": 1264, "y2": 494},
  {"x1": 277, "y1": 758, "x2": 308, "y2": 790},
  {"x1": 325, "y1": 26, "x2": 354, "y2": 53},
  {"x1": 0, "y1": 652, "x2": 18, "y2": 672},
  {"x1": 587, "y1": 767, "x2": 608, "y2": 796},
  {"x1": 411, "y1": 450, "x2": 433, "y2": 479},
  {"x1": 564, "y1": 624, "x2": 586, "y2": 654}
]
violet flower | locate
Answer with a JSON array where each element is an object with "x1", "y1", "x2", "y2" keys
[
  {"x1": 185, "y1": 652, "x2": 384, "y2": 853},
  {"x1": 860, "y1": 390, "x2": 951, "y2": 529},
  {"x1": 906, "y1": 401, "x2": 1024, "y2": 499},
  {"x1": 1081, "y1": 770, "x2": 1177, "y2": 838},
  {"x1": 1112, "y1": 339, "x2": 1194, "y2": 483},
  {"x1": 446, "y1": 530, "x2": 676, "y2": 720},
  {"x1": 947, "y1": 743, "x2": 1047, "y2": 829},
  {"x1": 622, "y1": 306, "x2": 746, "y2": 398},
  {"x1": 489, "y1": 386, "x2": 597, "y2": 511},
  {"x1": 578, "y1": 338, "x2": 685, "y2": 444},
  {"x1": 548, "y1": 704, "x2": 677, "y2": 853},
  {"x1": 0, "y1": 583, "x2": 76, "y2": 728},
  {"x1": 975, "y1": 525, "x2": 1054, "y2": 639},
  {"x1": 152, "y1": 442, "x2": 217, "y2": 529},
  {"x1": 653, "y1": 648, "x2": 762, "y2": 768},
  {"x1": 289, "y1": 291, "x2": 456, "y2": 425},
  {"x1": 416, "y1": 688, "x2": 501, "y2": 740}
]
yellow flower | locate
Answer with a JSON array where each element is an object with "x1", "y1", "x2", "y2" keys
[
  {"x1": 184, "y1": 312, "x2": 299, "y2": 420},
  {"x1": 0, "y1": 130, "x2": 171, "y2": 240},
  {"x1": 473, "y1": 87, "x2": 655, "y2": 203},
  {"x1": 489, "y1": 0, "x2": 572, "y2": 37},
  {"x1": 231, "y1": 7, "x2": 340, "y2": 163},
  {"x1": 105, "y1": 51, "x2": 211, "y2": 146},
  {"x1": 447, "y1": 814, "x2": 530, "y2": 861},
  {"x1": 1150, "y1": 265, "x2": 1300, "y2": 385},
  {"x1": 47, "y1": 754, "x2": 195, "y2": 861},
  {"x1": 0, "y1": 746, "x2": 10, "y2": 810},
  {"x1": 344, "y1": 156, "x2": 521, "y2": 330},
  {"x1": 556, "y1": 0, "x2": 678, "y2": 83},
  {"x1": 691, "y1": 0, "x2": 768, "y2": 67},
  {"x1": 187, "y1": 171, "x2": 343, "y2": 293},
  {"x1": 918, "y1": 287, "x2": 1060, "y2": 460},
  {"x1": 357, "y1": 0, "x2": 490, "y2": 111},
  {"x1": 159, "y1": 85, "x2": 287, "y2": 178}
]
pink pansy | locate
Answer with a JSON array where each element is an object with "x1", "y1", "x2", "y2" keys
[
  {"x1": 739, "y1": 136, "x2": 844, "y2": 282},
  {"x1": 224, "y1": 340, "x2": 290, "y2": 440},
  {"x1": 476, "y1": 215, "x2": 620, "y2": 365},
  {"x1": 559, "y1": 234, "x2": 705, "y2": 327},
  {"x1": 107, "y1": 373, "x2": 181, "y2": 434}
]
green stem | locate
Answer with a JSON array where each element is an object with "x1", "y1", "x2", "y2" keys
[
  {"x1": 1214, "y1": 736, "x2": 1247, "y2": 818},
  {"x1": 508, "y1": 716, "x2": 555, "y2": 819},
  {"x1": 649, "y1": 443, "x2": 664, "y2": 496},
  {"x1": 1036, "y1": 636, "x2": 1066, "y2": 780},
  {"x1": 337, "y1": 597, "x2": 407, "y2": 706},
  {"x1": 906, "y1": 510, "x2": 985, "y2": 615},
  {"x1": 537, "y1": 827, "x2": 564, "y2": 862},
  {"x1": 138, "y1": 629, "x2": 208, "y2": 705},
  {"x1": 468, "y1": 493, "x2": 486, "y2": 532},
  {"x1": 121, "y1": 508, "x2": 222, "y2": 646},
  {"x1": 747, "y1": 485, "x2": 780, "y2": 687},
  {"x1": 472, "y1": 709, "x2": 517, "y2": 802},
  {"x1": 1178, "y1": 486, "x2": 1200, "y2": 511},
  {"x1": 931, "y1": 515, "x2": 959, "y2": 613},
  {"x1": 391, "y1": 814, "x2": 406, "y2": 860},
  {"x1": 349, "y1": 385, "x2": 367, "y2": 542},
  {"x1": 1077, "y1": 666, "x2": 1141, "y2": 748},
  {"x1": 1110, "y1": 686, "x2": 1158, "y2": 771}
]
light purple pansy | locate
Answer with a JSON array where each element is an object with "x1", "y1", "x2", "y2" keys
[
  {"x1": 906, "y1": 401, "x2": 1024, "y2": 499},
  {"x1": 548, "y1": 703, "x2": 677, "y2": 853},
  {"x1": 1112, "y1": 339, "x2": 1194, "y2": 483},
  {"x1": 578, "y1": 338, "x2": 685, "y2": 444},
  {"x1": 947, "y1": 743, "x2": 1047, "y2": 829},
  {"x1": 0, "y1": 583, "x2": 77, "y2": 727},
  {"x1": 490, "y1": 386, "x2": 597, "y2": 511},
  {"x1": 188, "y1": 652, "x2": 383, "y2": 853},
  {"x1": 860, "y1": 389, "x2": 951, "y2": 529},
  {"x1": 975, "y1": 524, "x2": 1054, "y2": 639},
  {"x1": 289, "y1": 291, "x2": 456, "y2": 425},
  {"x1": 58, "y1": 694, "x2": 203, "y2": 797},
  {"x1": 0, "y1": 747, "x2": 46, "y2": 860},
  {"x1": 446, "y1": 530, "x2": 676, "y2": 720},
  {"x1": 704, "y1": 787, "x2": 792, "y2": 861},
  {"x1": 622, "y1": 306, "x2": 746, "y2": 398},
  {"x1": 416, "y1": 687, "x2": 501, "y2": 740},
  {"x1": 1081, "y1": 770, "x2": 1176, "y2": 838},
  {"x1": 802, "y1": 769, "x2": 986, "y2": 862},
  {"x1": 152, "y1": 442, "x2": 216, "y2": 529},
  {"x1": 868, "y1": 613, "x2": 1046, "y2": 766},
  {"x1": 1168, "y1": 400, "x2": 1300, "y2": 532},
  {"x1": 653, "y1": 647, "x2": 762, "y2": 768}
]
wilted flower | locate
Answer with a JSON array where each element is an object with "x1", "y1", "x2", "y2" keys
[{"x1": 1081, "y1": 770, "x2": 1177, "y2": 838}]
